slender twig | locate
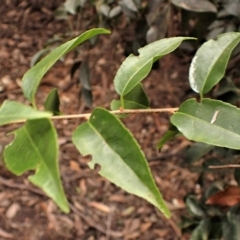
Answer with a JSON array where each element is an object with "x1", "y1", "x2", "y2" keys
[
  {"x1": 0, "y1": 176, "x2": 44, "y2": 196},
  {"x1": 208, "y1": 164, "x2": 240, "y2": 169},
  {"x1": 155, "y1": 208, "x2": 182, "y2": 238},
  {"x1": 11, "y1": 107, "x2": 179, "y2": 124}
]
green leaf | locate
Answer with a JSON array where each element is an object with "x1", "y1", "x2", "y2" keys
[
  {"x1": 171, "y1": 98, "x2": 240, "y2": 150},
  {"x1": 44, "y1": 88, "x2": 61, "y2": 115},
  {"x1": 114, "y1": 37, "x2": 195, "y2": 96},
  {"x1": 186, "y1": 142, "x2": 214, "y2": 164},
  {"x1": 3, "y1": 119, "x2": 69, "y2": 213},
  {"x1": 30, "y1": 48, "x2": 50, "y2": 67},
  {"x1": 0, "y1": 100, "x2": 52, "y2": 126},
  {"x1": 111, "y1": 83, "x2": 149, "y2": 110},
  {"x1": 213, "y1": 77, "x2": 240, "y2": 97},
  {"x1": 79, "y1": 60, "x2": 91, "y2": 90},
  {"x1": 209, "y1": 221, "x2": 222, "y2": 239},
  {"x1": 223, "y1": 205, "x2": 240, "y2": 240},
  {"x1": 22, "y1": 28, "x2": 110, "y2": 106},
  {"x1": 72, "y1": 108, "x2": 170, "y2": 217},
  {"x1": 79, "y1": 60, "x2": 92, "y2": 107},
  {"x1": 157, "y1": 123, "x2": 179, "y2": 149},
  {"x1": 189, "y1": 32, "x2": 240, "y2": 97},
  {"x1": 190, "y1": 219, "x2": 211, "y2": 240},
  {"x1": 186, "y1": 196, "x2": 205, "y2": 217},
  {"x1": 179, "y1": 216, "x2": 198, "y2": 229},
  {"x1": 110, "y1": 100, "x2": 128, "y2": 118},
  {"x1": 81, "y1": 88, "x2": 92, "y2": 107}
]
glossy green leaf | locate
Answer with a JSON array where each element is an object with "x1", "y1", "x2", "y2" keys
[
  {"x1": 114, "y1": 37, "x2": 195, "y2": 96},
  {"x1": 44, "y1": 88, "x2": 60, "y2": 115},
  {"x1": 189, "y1": 32, "x2": 240, "y2": 97},
  {"x1": 79, "y1": 60, "x2": 92, "y2": 107},
  {"x1": 81, "y1": 88, "x2": 92, "y2": 107},
  {"x1": 110, "y1": 100, "x2": 128, "y2": 118},
  {"x1": 186, "y1": 142, "x2": 214, "y2": 164},
  {"x1": 186, "y1": 196, "x2": 205, "y2": 217},
  {"x1": 0, "y1": 100, "x2": 52, "y2": 126},
  {"x1": 179, "y1": 216, "x2": 198, "y2": 229},
  {"x1": 223, "y1": 205, "x2": 240, "y2": 240},
  {"x1": 157, "y1": 123, "x2": 179, "y2": 149},
  {"x1": 30, "y1": 48, "x2": 50, "y2": 67},
  {"x1": 79, "y1": 60, "x2": 91, "y2": 90},
  {"x1": 171, "y1": 98, "x2": 240, "y2": 150},
  {"x1": 190, "y1": 219, "x2": 211, "y2": 240},
  {"x1": 72, "y1": 108, "x2": 170, "y2": 217},
  {"x1": 111, "y1": 83, "x2": 149, "y2": 110},
  {"x1": 22, "y1": 28, "x2": 110, "y2": 106},
  {"x1": 4, "y1": 119, "x2": 69, "y2": 213},
  {"x1": 213, "y1": 77, "x2": 240, "y2": 97}
]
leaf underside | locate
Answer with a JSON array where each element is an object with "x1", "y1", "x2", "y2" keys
[{"x1": 189, "y1": 32, "x2": 240, "y2": 96}]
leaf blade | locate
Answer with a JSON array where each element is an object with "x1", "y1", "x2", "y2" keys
[
  {"x1": 114, "y1": 37, "x2": 195, "y2": 96},
  {"x1": 111, "y1": 83, "x2": 149, "y2": 110},
  {"x1": 22, "y1": 28, "x2": 110, "y2": 105},
  {"x1": 189, "y1": 32, "x2": 240, "y2": 96},
  {"x1": 72, "y1": 108, "x2": 170, "y2": 217},
  {"x1": 4, "y1": 119, "x2": 69, "y2": 213},
  {"x1": 157, "y1": 123, "x2": 179, "y2": 149},
  {"x1": 44, "y1": 88, "x2": 61, "y2": 115},
  {"x1": 171, "y1": 98, "x2": 240, "y2": 149},
  {"x1": 0, "y1": 100, "x2": 52, "y2": 126}
]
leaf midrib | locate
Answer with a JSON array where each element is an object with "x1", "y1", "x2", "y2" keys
[
  {"x1": 176, "y1": 111, "x2": 240, "y2": 139},
  {"x1": 121, "y1": 43, "x2": 176, "y2": 95},
  {"x1": 23, "y1": 125, "x2": 58, "y2": 191},
  {"x1": 199, "y1": 37, "x2": 240, "y2": 93}
]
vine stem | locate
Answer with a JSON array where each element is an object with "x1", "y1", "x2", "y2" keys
[{"x1": 11, "y1": 108, "x2": 178, "y2": 124}]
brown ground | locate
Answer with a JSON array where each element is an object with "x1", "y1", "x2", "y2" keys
[{"x1": 0, "y1": 1, "x2": 200, "y2": 240}]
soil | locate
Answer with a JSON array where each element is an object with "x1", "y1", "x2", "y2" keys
[{"x1": 0, "y1": 1, "x2": 200, "y2": 240}]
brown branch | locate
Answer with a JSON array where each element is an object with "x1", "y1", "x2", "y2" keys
[
  {"x1": 208, "y1": 164, "x2": 240, "y2": 169},
  {"x1": 0, "y1": 176, "x2": 45, "y2": 196},
  {"x1": 11, "y1": 107, "x2": 179, "y2": 124}
]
